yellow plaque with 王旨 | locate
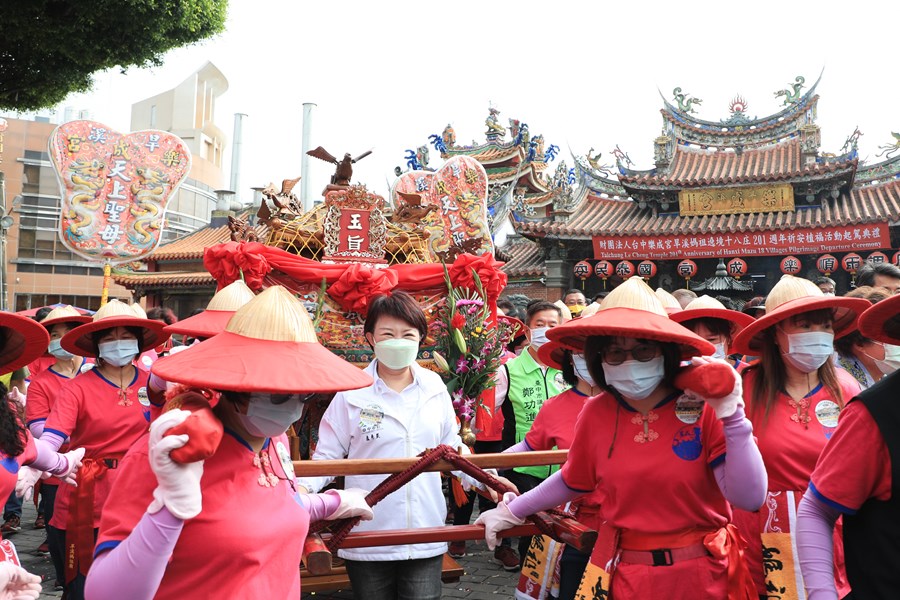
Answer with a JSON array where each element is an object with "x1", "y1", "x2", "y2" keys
[{"x1": 678, "y1": 184, "x2": 794, "y2": 216}]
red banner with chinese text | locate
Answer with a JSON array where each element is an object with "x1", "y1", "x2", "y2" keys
[{"x1": 592, "y1": 223, "x2": 892, "y2": 260}]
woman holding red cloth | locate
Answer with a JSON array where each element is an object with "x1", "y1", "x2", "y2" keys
[
  {"x1": 477, "y1": 277, "x2": 767, "y2": 599},
  {"x1": 730, "y1": 275, "x2": 869, "y2": 599},
  {"x1": 797, "y1": 293, "x2": 900, "y2": 599},
  {"x1": 38, "y1": 300, "x2": 168, "y2": 600},
  {"x1": 85, "y1": 286, "x2": 374, "y2": 599}
]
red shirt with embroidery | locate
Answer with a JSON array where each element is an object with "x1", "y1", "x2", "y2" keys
[
  {"x1": 561, "y1": 391, "x2": 728, "y2": 533},
  {"x1": 97, "y1": 431, "x2": 309, "y2": 599},
  {"x1": 44, "y1": 367, "x2": 150, "y2": 529},
  {"x1": 743, "y1": 368, "x2": 861, "y2": 492},
  {"x1": 809, "y1": 400, "x2": 892, "y2": 510}
]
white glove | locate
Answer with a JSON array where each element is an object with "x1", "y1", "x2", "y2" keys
[
  {"x1": 324, "y1": 488, "x2": 374, "y2": 521},
  {"x1": 14, "y1": 467, "x2": 41, "y2": 502},
  {"x1": 148, "y1": 409, "x2": 204, "y2": 520},
  {"x1": 685, "y1": 355, "x2": 744, "y2": 419},
  {"x1": 474, "y1": 492, "x2": 525, "y2": 550},
  {"x1": 6, "y1": 388, "x2": 25, "y2": 409},
  {"x1": 0, "y1": 561, "x2": 42, "y2": 600},
  {"x1": 55, "y1": 447, "x2": 85, "y2": 486}
]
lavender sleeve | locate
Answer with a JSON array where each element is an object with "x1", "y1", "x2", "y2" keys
[
  {"x1": 37, "y1": 430, "x2": 66, "y2": 451},
  {"x1": 298, "y1": 491, "x2": 341, "y2": 522},
  {"x1": 712, "y1": 404, "x2": 768, "y2": 511},
  {"x1": 28, "y1": 421, "x2": 44, "y2": 439},
  {"x1": 30, "y1": 437, "x2": 68, "y2": 474},
  {"x1": 503, "y1": 440, "x2": 530, "y2": 454},
  {"x1": 84, "y1": 508, "x2": 184, "y2": 600},
  {"x1": 796, "y1": 493, "x2": 841, "y2": 600},
  {"x1": 506, "y1": 471, "x2": 582, "y2": 520}
]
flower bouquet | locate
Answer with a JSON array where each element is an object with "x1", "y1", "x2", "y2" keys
[{"x1": 432, "y1": 265, "x2": 512, "y2": 446}]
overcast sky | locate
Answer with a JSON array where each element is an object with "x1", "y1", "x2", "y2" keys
[{"x1": 41, "y1": 1, "x2": 900, "y2": 205}]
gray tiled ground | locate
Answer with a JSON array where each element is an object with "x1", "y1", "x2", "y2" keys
[{"x1": 12, "y1": 502, "x2": 62, "y2": 599}]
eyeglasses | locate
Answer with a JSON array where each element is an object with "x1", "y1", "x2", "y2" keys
[{"x1": 601, "y1": 343, "x2": 660, "y2": 366}]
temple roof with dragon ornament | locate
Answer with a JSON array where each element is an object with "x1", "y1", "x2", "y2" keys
[
  {"x1": 519, "y1": 73, "x2": 900, "y2": 242},
  {"x1": 402, "y1": 109, "x2": 578, "y2": 237}
]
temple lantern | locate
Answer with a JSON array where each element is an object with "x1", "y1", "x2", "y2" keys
[
  {"x1": 594, "y1": 260, "x2": 613, "y2": 289},
  {"x1": 573, "y1": 260, "x2": 591, "y2": 289},
  {"x1": 677, "y1": 259, "x2": 698, "y2": 289},
  {"x1": 868, "y1": 251, "x2": 889, "y2": 265},
  {"x1": 841, "y1": 253, "x2": 862, "y2": 275},
  {"x1": 615, "y1": 260, "x2": 635, "y2": 279},
  {"x1": 637, "y1": 260, "x2": 657, "y2": 280},
  {"x1": 816, "y1": 254, "x2": 838, "y2": 276},
  {"x1": 842, "y1": 252, "x2": 863, "y2": 285},
  {"x1": 780, "y1": 255, "x2": 802, "y2": 275},
  {"x1": 726, "y1": 258, "x2": 748, "y2": 279}
]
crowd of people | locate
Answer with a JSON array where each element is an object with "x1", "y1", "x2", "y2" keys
[{"x1": 0, "y1": 259, "x2": 896, "y2": 599}]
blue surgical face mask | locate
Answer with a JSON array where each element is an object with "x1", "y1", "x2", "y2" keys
[
  {"x1": 530, "y1": 327, "x2": 550, "y2": 350},
  {"x1": 236, "y1": 393, "x2": 306, "y2": 438},
  {"x1": 571, "y1": 353, "x2": 596, "y2": 388},
  {"x1": 602, "y1": 356, "x2": 665, "y2": 401},
  {"x1": 712, "y1": 343, "x2": 727, "y2": 360},
  {"x1": 48, "y1": 339, "x2": 75, "y2": 360},
  {"x1": 781, "y1": 330, "x2": 834, "y2": 373},
  {"x1": 98, "y1": 339, "x2": 140, "y2": 367}
]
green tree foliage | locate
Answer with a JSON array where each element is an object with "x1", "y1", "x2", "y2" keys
[{"x1": 0, "y1": 0, "x2": 228, "y2": 111}]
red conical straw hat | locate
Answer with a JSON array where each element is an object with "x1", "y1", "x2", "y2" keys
[{"x1": 164, "y1": 280, "x2": 256, "y2": 339}]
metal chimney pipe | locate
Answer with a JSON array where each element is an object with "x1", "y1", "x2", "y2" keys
[
  {"x1": 300, "y1": 102, "x2": 316, "y2": 212},
  {"x1": 230, "y1": 113, "x2": 247, "y2": 205}
]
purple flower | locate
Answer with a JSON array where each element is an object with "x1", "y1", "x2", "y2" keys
[
  {"x1": 456, "y1": 358, "x2": 470, "y2": 373},
  {"x1": 472, "y1": 358, "x2": 486, "y2": 371}
]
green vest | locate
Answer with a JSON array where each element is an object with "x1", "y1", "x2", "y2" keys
[{"x1": 504, "y1": 348, "x2": 568, "y2": 479}]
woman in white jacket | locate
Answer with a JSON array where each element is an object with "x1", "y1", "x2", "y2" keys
[{"x1": 298, "y1": 291, "x2": 488, "y2": 600}]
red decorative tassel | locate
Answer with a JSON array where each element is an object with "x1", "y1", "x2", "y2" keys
[{"x1": 452, "y1": 477, "x2": 469, "y2": 508}]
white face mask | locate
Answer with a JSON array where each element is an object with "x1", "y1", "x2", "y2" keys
[
  {"x1": 530, "y1": 327, "x2": 550, "y2": 350},
  {"x1": 48, "y1": 339, "x2": 75, "y2": 360},
  {"x1": 98, "y1": 339, "x2": 140, "y2": 367},
  {"x1": 373, "y1": 339, "x2": 419, "y2": 370},
  {"x1": 712, "y1": 343, "x2": 727, "y2": 360},
  {"x1": 236, "y1": 393, "x2": 306, "y2": 438},
  {"x1": 602, "y1": 356, "x2": 665, "y2": 401},
  {"x1": 781, "y1": 330, "x2": 834, "y2": 373},
  {"x1": 571, "y1": 353, "x2": 596, "y2": 388},
  {"x1": 872, "y1": 343, "x2": 900, "y2": 376}
]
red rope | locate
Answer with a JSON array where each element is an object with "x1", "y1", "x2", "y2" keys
[{"x1": 309, "y1": 444, "x2": 557, "y2": 553}]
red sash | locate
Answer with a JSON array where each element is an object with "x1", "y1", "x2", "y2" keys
[{"x1": 65, "y1": 456, "x2": 121, "y2": 583}]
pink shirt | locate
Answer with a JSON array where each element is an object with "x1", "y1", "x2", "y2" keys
[{"x1": 97, "y1": 431, "x2": 310, "y2": 599}]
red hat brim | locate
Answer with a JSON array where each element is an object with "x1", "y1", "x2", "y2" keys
[
  {"x1": 859, "y1": 295, "x2": 900, "y2": 345},
  {"x1": 61, "y1": 317, "x2": 169, "y2": 358},
  {"x1": 546, "y1": 307, "x2": 716, "y2": 358},
  {"x1": 670, "y1": 308, "x2": 756, "y2": 336},
  {"x1": 40, "y1": 315, "x2": 92, "y2": 331},
  {"x1": 731, "y1": 296, "x2": 870, "y2": 356},
  {"x1": 150, "y1": 331, "x2": 374, "y2": 393},
  {"x1": 498, "y1": 315, "x2": 526, "y2": 339},
  {"x1": 164, "y1": 310, "x2": 234, "y2": 339},
  {"x1": 537, "y1": 341, "x2": 570, "y2": 370},
  {"x1": 0, "y1": 313, "x2": 51, "y2": 375}
]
